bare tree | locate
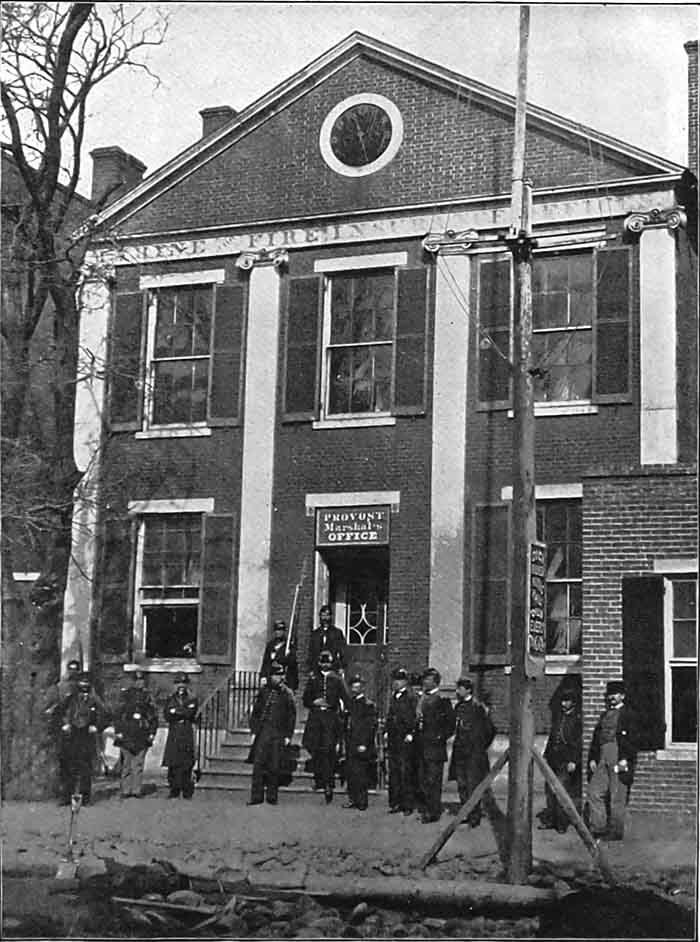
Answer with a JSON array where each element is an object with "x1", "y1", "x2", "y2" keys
[{"x1": 1, "y1": 2, "x2": 167, "y2": 799}]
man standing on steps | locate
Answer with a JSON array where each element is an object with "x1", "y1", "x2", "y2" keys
[
  {"x1": 385, "y1": 667, "x2": 418, "y2": 815},
  {"x1": 259, "y1": 619, "x2": 299, "y2": 690},
  {"x1": 415, "y1": 667, "x2": 455, "y2": 824},
  {"x1": 343, "y1": 674, "x2": 377, "y2": 811},
  {"x1": 302, "y1": 649, "x2": 346, "y2": 803},
  {"x1": 247, "y1": 662, "x2": 296, "y2": 805},
  {"x1": 307, "y1": 604, "x2": 347, "y2": 675}
]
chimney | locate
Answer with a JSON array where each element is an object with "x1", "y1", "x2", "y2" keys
[
  {"x1": 200, "y1": 106, "x2": 236, "y2": 138},
  {"x1": 90, "y1": 146, "x2": 146, "y2": 208},
  {"x1": 685, "y1": 40, "x2": 698, "y2": 173}
]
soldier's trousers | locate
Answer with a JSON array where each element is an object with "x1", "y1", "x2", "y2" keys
[
  {"x1": 167, "y1": 763, "x2": 194, "y2": 798},
  {"x1": 418, "y1": 757, "x2": 445, "y2": 820},
  {"x1": 346, "y1": 756, "x2": 370, "y2": 809},
  {"x1": 312, "y1": 749, "x2": 335, "y2": 792},
  {"x1": 588, "y1": 743, "x2": 628, "y2": 837},
  {"x1": 544, "y1": 766, "x2": 581, "y2": 831},
  {"x1": 388, "y1": 744, "x2": 416, "y2": 811},
  {"x1": 453, "y1": 754, "x2": 489, "y2": 825},
  {"x1": 120, "y1": 747, "x2": 146, "y2": 796}
]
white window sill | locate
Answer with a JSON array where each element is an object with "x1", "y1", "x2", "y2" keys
[
  {"x1": 313, "y1": 415, "x2": 397, "y2": 430},
  {"x1": 507, "y1": 402, "x2": 599, "y2": 418},
  {"x1": 655, "y1": 745, "x2": 697, "y2": 761},
  {"x1": 135, "y1": 426, "x2": 212, "y2": 439},
  {"x1": 124, "y1": 660, "x2": 203, "y2": 673},
  {"x1": 544, "y1": 656, "x2": 582, "y2": 674}
]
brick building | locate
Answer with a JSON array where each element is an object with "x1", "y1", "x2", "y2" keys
[{"x1": 64, "y1": 34, "x2": 697, "y2": 811}]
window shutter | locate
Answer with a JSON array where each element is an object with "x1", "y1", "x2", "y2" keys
[
  {"x1": 109, "y1": 291, "x2": 145, "y2": 429},
  {"x1": 477, "y1": 258, "x2": 511, "y2": 405},
  {"x1": 393, "y1": 267, "x2": 429, "y2": 415},
  {"x1": 622, "y1": 577, "x2": 665, "y2": 750},
  {"x1": 594, "y1": 246, "x2": 631, "y2": 402},
  {"x1": 282, "y1": 276, "x2": 321, "y2": 420},
  {"x1": 470, "y1": 505, "x2": 510, "y2": 663},
  {"x1": 208, "y1": 283, "x2": 245, "y2": 426},
  {"x1": 100, "y1": 517, "x2": 136, "y2": 656},
  {"x1": 197, "y1": 513, "x2": 237, "y2": 664}
]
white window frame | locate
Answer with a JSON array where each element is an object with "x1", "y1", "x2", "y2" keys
[
  {"x1": 130, "y1": 499, "x2": 214, "y2": 666},
  {"x1": 139, "y1": 270, "x2": 224, "y2": 435},
  {"x1": 663, "y1": 575, "x2": 698, "y2": 750},
  {"x1": 313, "y1": 253, "x2": 406, "y2": 428}
]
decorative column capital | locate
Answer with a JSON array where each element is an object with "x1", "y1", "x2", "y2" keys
[
  {"x1": 624, "y1": 205, "x2": 687, "y2": 235},
  {"x1": 422, "y1": 229, "x2": 480, "y2": 255},
  {"x1": 235, "y1": 247, "x2": 289, "y2": 270}
]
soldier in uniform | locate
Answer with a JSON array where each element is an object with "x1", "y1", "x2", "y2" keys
[
  {"x1": 114, "y1": 669, "x2": 158, "y2": 798},
  {"x1": 343, "y1": 674, "x2": 377, "y2": 811},
  {"x1": 302, "y1": 649, "x2": 346, "y2": 803},
  {"x1": 162, "y1": 673, "x2": 198, "y2": 799},
  {"x1": 587, "y1": 680, "x2": 639, "y2": 840},
  {"x1": 45, "y1": 658, "x2": 82, "y2": 804},
  {"x1": 307, "y1": 604, "x2": 347, "y2": 674},
  {"x1": 259, "y1": 619, "x2": 299, "y2": 690},
  {"x1": 384, "y1": 667, "x2": 418, "y2": 815},
  {"x1": 415, "y1": 667, "x2": 455, "y2": 823},
  {"x1": 448, "y1": 677, "x2": 495, "y2": 827},
  {"x1": 539, "y1": 679, "x2": 582, "y2": 832},
  {"x1": 60, "y1": 673, "x2": 104, "y2": 805},
  {"x1": 247, "y1": 662, "x2": 296, "y2": 805}
]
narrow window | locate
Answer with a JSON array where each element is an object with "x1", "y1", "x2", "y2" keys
[
  {"x1": 665, "y1": 577, "x2": 698, "y2": 745},
  {"x1": 536, "y1": 499, "x2": 582, "y2": 656}
]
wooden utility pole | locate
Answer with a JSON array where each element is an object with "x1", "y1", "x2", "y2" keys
[{"x1": 505, "y1": 5, "x2": 538, "y2": 884}]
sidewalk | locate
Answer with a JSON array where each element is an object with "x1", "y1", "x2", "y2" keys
[{"x1": 1, "y1": 780, "x2": 696, "y2": 907}]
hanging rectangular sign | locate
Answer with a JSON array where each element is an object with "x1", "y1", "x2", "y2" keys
[
  {"x1": 316, "y1": 506, "x2": 390, "y2": 547},
  {"x1": 526, "y1": 540, "x2": 547, "y2": 678}
]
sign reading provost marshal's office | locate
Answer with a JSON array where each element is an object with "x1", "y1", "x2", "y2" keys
[{"x1": 316, "y1": 506, "x2": 390, "y2": 546}]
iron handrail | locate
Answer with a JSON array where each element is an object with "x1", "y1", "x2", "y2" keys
[{"x1": 195, "y1": 669, "x2": 260, "y2": 777}]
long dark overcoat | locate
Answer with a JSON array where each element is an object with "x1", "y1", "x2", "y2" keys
[
  {"x1": 247, "y1": 683, "x2": 296, "y2": 780},
  {"x1": 302, "y1": 671, "x2": 345, "y2": 753},
  {"x1": 162, "y1": 692, "x2": 198, "y2": 768},
  {"x1": 448, "y1": 698, "x2": 495, "y2": 781},
  {"x1": 416, "y1": 692, "x2": 455, "y2": 762}
]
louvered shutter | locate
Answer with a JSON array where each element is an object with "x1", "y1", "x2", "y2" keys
[
  {"x1": 100, "y1": 517, "x2": 136, "y2": 656},
  {"x1": 393, "y1": 268, "x2": 429, "y2": 415},
  {"x1": 197, "y1": 513, "x2": 237, "y2": 664},
  {"x1": 208, "y1": 283, "x2": 245, "y2": 425},
  {"x1": 622, "y1": 577, "x2": 666, "y2": 750},
  {"x1": 109, "y1": 292, "x2": 145, "y2": 428},
  {"x1": 594, "y1": 246, "x2": 631, "y2": 402},
  {"x1": 470, "y1": 505, "x2": 510, "y2": 662},
  {"x1": 478, "y1": 258, "x2": 511, "y2": 405},
  {"x1": 282, "y1": 276, "x2": 321, "y2": 420}
]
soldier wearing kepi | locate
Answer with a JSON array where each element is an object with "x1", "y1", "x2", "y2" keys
[
  {"x1": 162, "y1": 673, "x2": 198, "y2": 799},
  {"x1": 302, "y1": 649, "x2": 346, "y2": 803},
  {"x1": 343, "y1": 674, "x2": 377, "y2": 811},
  {"x1": 587, "y1": 680, "x2": 639, "y2": 840},
  {"x1": 307, "y1": 604, "x2": 347, "y2": 675},
  {"x1": 385, "y1": 667, "x2": 418, "y2": 815},
  {"x1": 448, "y1": 677, "x2": 495, "y2": 828},
  {"x1": 60, "y1": 673, "x2": 104, "y2": 805},
  {"x1": 259, "y1": 619, "x2": 299, "y2": 691},
  {"x1": 247, "y1": 662, "x2": 296, "y2": 805},
  {"x1": 539, "y1": 679, "x2": 582, "y2": 832},
  {"x1": 114, "y1": 669, "x2": 158, "y2": 799},
  {"x1": 415, "y1": 667, "x2": 455, "y2": 823},
  {"x1": 45, "y1": 658, "x2": 82, "y2": 805}
]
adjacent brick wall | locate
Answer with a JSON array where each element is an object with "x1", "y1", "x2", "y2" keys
[
  {"x1": 582, "y1": 466, "x2": 698, "y2": 812},
  {"x1": 685, "y1": 40, "x2": 698, "y2": 173}
]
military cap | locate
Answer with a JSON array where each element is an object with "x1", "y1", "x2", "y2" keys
[
  {"x1": 77, "y1": 674, "x2": 91, "y2": 690},
  {"x1": 391, "y1": 667, "x2": 409, "y2": 681},
  {"x1": 348, "y1": 674, "x2": 364, "y2": 686},
  {"x1": 273, "y1": 619, "x2": 287, "y2": 631},
  {"x1": 319, "y1": 604, "x2": 332, "y2": 615},
  {"x1": 318, "y1": 650, "x2": 333, "y2": 665},
  {"x1": 606, "y1": 680, "x2": 625, "y2": 695},
  {"x1": 456, "y1": 676, "x2": 473, "y2": 690},
  {"x1": 67, "y1": 659, "x2": 81, "y2": 672},
  {"x1": 559, "y1": 681, "x2": 579, "y2": 701},
  {"x1": 270, "y1": 662, "x2": 285, "y2": 676},
  {"x1": 174, "y1": 672, "x2": 189, "y2": 685},
  {"x1": 422, "y1": 667, "x2": 441, "y2": 685},
  {"x1": 133, "y1": 669, "x2": 146, "y2": 682}
]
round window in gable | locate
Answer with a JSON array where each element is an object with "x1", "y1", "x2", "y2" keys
[{"x1": 319, "y1": 94, "x2": 403, "y2": 177}]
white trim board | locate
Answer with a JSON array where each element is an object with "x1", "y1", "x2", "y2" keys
[
  {"x1": 314, "y1": 252, "x2": 407, "y2": 272},
  {"x1": 305, "y1": 491, "x2": 400, "y2": 515},
  {"x1": 127, "y1": 498, "x2": 215, "y2": 514},
  {"x1": 500, "y1": 483, "x2": 582, "y2": 502},
  {"x1": 139, "y1": 269, "x2": 225, "y2": 289}
]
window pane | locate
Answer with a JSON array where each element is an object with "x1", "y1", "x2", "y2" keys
[
  {"x1": 329, "y1": 348, "x2": 351, "y2": 414},
  {"x1": 671, "y1": 666, "x2": 697, "y2": 743},
  {"x1": 533, "y1": 330, "x2": 592, "y2": 402},
  {"x1": 374, "y1": 345, "x2": 392, "y2": 412},
  {"x1": 153, "y1": 359, "x2": 208, "y2": 425},
  {"x1": 192, "y1": 287, "x2": 212, "y2": 355},
  {"x1": 350, "y1": 347, "x2": 372, "y2": 412},
  {"x1": 144, "y1": 605, "x2": 198, "y2": 659},
  {"x1": 154, "y1": 290, "x2": 177, "y2": 356},
  {"x1": 143, "y1": 516, "x2": 201, "y2": 590},
  {"x1": 673, "y1": 581, "x2": 697, "y2": 620},
  {"x1": 674, "y1": 621, "x2": 697, "y2": 659}
]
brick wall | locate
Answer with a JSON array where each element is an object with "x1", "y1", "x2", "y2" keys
[
  {"x1": 582, "y1": 466, "x2": 698, "y2": 812},
  {"x1": 116, "y1": 55, "x2": 650, "y2": 237},
  {"x1": 685, "y1": 40, "x2": 698, "y2": 172}
]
